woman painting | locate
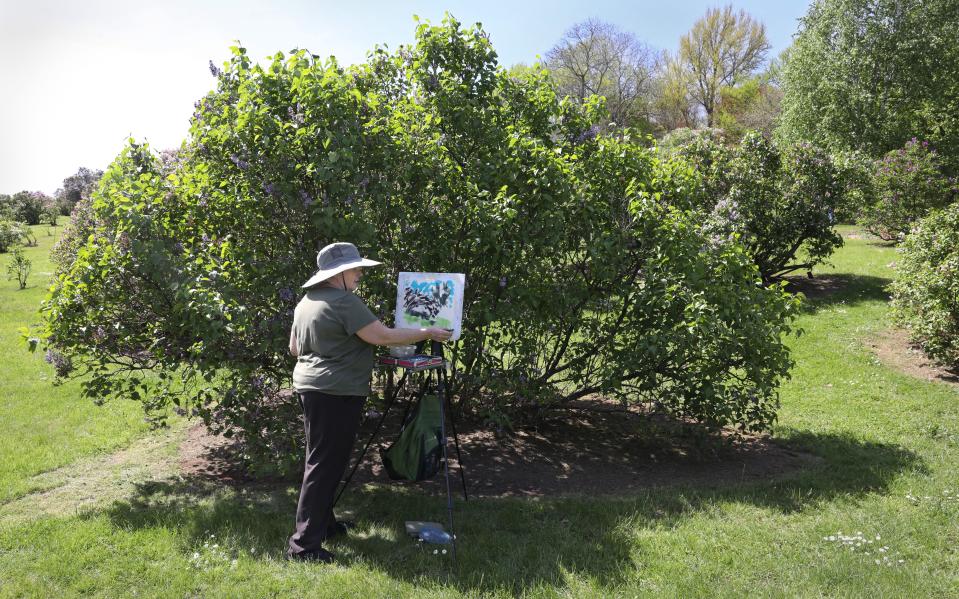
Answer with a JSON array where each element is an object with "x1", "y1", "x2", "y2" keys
[{"x1": 286, "y1": 241, "x2": 452, "y2": 563}]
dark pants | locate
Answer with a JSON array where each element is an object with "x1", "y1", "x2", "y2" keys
[{"x1": 287, "y1": 391, "x2": 366, "y2": 557}]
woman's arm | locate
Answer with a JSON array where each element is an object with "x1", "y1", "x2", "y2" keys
[
  {"x1": 289, "y1": 329, "x2": 299, "y2": 357},
  {"x1": 356, "y1": 320, "x2": 452, "y2": 347}
]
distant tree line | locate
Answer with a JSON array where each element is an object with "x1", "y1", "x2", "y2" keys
[
  {"x1": 534, "y1": 5, "x2": 776, "y2": 139},
  {"x1": 1, "y1": 167, "x2": 102, "y2": 230}
]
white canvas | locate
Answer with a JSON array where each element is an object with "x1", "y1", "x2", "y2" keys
[{"x1": 395, "y1": 272, "x2": 465, "y2": 341}]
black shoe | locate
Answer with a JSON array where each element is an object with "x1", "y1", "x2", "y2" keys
[
  {"x1": 286, "y1": 547, "x2": 335, "y2": 563},
  {"x1": 326, "y1": 520, "x2": 356, "y2": 540}
]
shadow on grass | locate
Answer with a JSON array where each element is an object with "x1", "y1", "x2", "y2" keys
[
  {"x1": 90, "y1": 428, "x2": 920, "y2": 595},
  {"x1": 783, "y1": 273, "x2": 892, "y2": 312}
]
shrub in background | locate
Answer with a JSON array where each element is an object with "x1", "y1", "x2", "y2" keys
[
  {"x1": 6, "y1": 248, "x2": 31, "y2": 289},
  {"x1": 831, "y1": 149, "x2": 875, "y2": 223},
  {"x1": 657, "y1": 128, "x2": 732, "y2": 213},
  {"x1": 40, "y1": 206, "x2": 59, "y2": 227},
  {"x1": 891, "y1": 203, "x2": 959, "y2": 371},
  {"x1": 657, "y1": 127, "x2": 727, "y2": 151},
  {"x1": 54, "y1": 167, "x2": 103, "y2": 216},
  {"x1": 38, "y1": 18, "x2": 800, "y2": 471},
  {"x1": 0, "y1": 194, "x2": 12, "y2": 220},
  {"x1": 663, "y1": 131, "x2": 843, "y2": 282},
  {"x1": 0, "y1": 220, "x2": 27, "y2": 253},
  {"x1": 859, "y1": 139, "x2": 957, "y2": 241},
  {"x1": 9, "y1": 191, "x2": 47, "y2": 226}
]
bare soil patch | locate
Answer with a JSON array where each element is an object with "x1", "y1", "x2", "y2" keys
[
  {"x1": 782, "y1": 274, "x2": 848, "y2": 299},
  {"x1": 867, "y1": 328, "x2": 959, "y2": 387},
  {"x1": 178, "y1": 400, "x2": 821, "y2": 498}
]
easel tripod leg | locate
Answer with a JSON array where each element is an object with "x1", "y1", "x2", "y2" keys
[
  {"x1": 435, "y1": 365, "x2": 457, "y2": 564},
  {"x1": 440, "y1": 366, "x2": 469, "y2": 501}
]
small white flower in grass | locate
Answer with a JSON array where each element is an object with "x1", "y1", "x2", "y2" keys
[
  {"x1": 875, "y1": 559, "x2": 881, "y2": 565},
  {"x1": 875, "y1": 535, "x2": 881, "y2": 540},
  {"x1": 433, "y1": 549, "x2": 438, "y2": 555},
  {"x1": 442, "y1": 549, "x2": 447, "y2": 555}
]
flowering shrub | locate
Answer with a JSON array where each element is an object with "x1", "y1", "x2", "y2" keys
[
  {"x1": 657, "y1": 128, "x2": 732, "y2": 212},
  {"x1": 891, "y1": 203, "x2": 959, "y2": 370},
  {"x1": 8, "y1": 191, "x2": 48, "y2": 226},
  {"x1": 0, "y1": 219, "x2": 27, "y2": 253},
  {"x1": 859, "y1": 139, "x2": 957, "y2": 241},
  {"x1": 665, "y1": 131, "x2": 844, "y2": 282},
  {"x1": 657, "y1": 127, "x2": 726, "y2": 151},
  {"x1": 38, "y1": 18, "x2": 800, "y2": 470},
  {"x1": 0, "y1": 195, "x2": 11, "y2": 220},
  {"x1": 54, "y1": 167, "x2": 103, "y2": 216}
]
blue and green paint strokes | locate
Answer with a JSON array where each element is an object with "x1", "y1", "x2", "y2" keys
[{"x1": 401, "y1": 279, "x2": 455, "y2": 328}]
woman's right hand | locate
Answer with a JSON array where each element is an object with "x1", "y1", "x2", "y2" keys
[{"x1": 424, "y1": 327, "x2": 453, "y2": 342}]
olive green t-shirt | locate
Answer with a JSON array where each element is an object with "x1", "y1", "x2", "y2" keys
[{"x1": 291, "y1": 287, "x2": 378, "y2": 396}]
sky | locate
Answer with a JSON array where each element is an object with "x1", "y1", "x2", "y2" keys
[{"x1": 0, "y1": 0, "x2": 812, "y2": 196}]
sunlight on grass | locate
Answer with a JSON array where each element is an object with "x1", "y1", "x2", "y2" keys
[
  {"x1": 0, "y1": 223, "x2": 152, "y2": 502},
  {"x1": 1, "y1": 226, "x2": 957, "y2": 597}
]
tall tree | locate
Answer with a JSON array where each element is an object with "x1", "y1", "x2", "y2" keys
[
  {"x1": 545, "y1": 19, "x2": 657, "y2": 130},
  {"x1": 716, "y1": 74, "x2": 783, "y2": 140},
  {"x1": 679, "y1": 5, "x2": 770, "y2": 126},
  {"x1": 777, "y1": 0, "x2": 959, "y2": 170},
  {"x1": 650, "y1": 52, "x2": 699, "y2": 133}
]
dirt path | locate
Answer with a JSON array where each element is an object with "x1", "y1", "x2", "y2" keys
[
  {"x1": 867, "y1": 328, "x2": 959, "y2": 388},
  {"x1": 0, "y1": 424, "x2": 187, "y2": 523}
]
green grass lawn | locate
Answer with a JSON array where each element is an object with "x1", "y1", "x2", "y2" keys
[
  {"x1": 1, "y1": 226, "x2": 957, "y2": 597},
  {"x1": 0, "y1": 224, "x2": 153, "y2": 503}
]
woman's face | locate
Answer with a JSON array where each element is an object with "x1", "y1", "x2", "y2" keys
[{"x1": 343, "y1": 267, "x2": 363, "y2": 291}]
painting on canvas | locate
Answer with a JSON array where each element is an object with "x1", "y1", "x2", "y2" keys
[{"x1": 395, "y1": 272, "x2": 465, "y2": 341}]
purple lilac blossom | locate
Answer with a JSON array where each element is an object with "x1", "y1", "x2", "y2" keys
[
  {"x1": 44, "y1": 349, "x2": 73, "y2": 377},
  {"x1": 575, "y1": 125, "x2": 600, "y2": 144}
]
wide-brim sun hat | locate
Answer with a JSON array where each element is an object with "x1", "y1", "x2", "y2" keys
[{"x1": 302, "y1": 242, "x2": 382, "y2": 289}]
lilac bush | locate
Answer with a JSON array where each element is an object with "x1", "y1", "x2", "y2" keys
[
  {"x1": 37, "y1": 18, "x2": 800, "y2": 471},
  {"x1": 891, "y1": 203, "x2": 959, "y2": 370},
  {"x1": 664, "y1": 131, "x2": 844, "y2": 282},
  {"x1": 859, "y1": 139, "x2": 957, "y2": 241}
]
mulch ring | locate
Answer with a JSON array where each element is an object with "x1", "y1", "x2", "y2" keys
[{"x1": 179, "y1": 398, "x2": 821, "y2": 498}]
